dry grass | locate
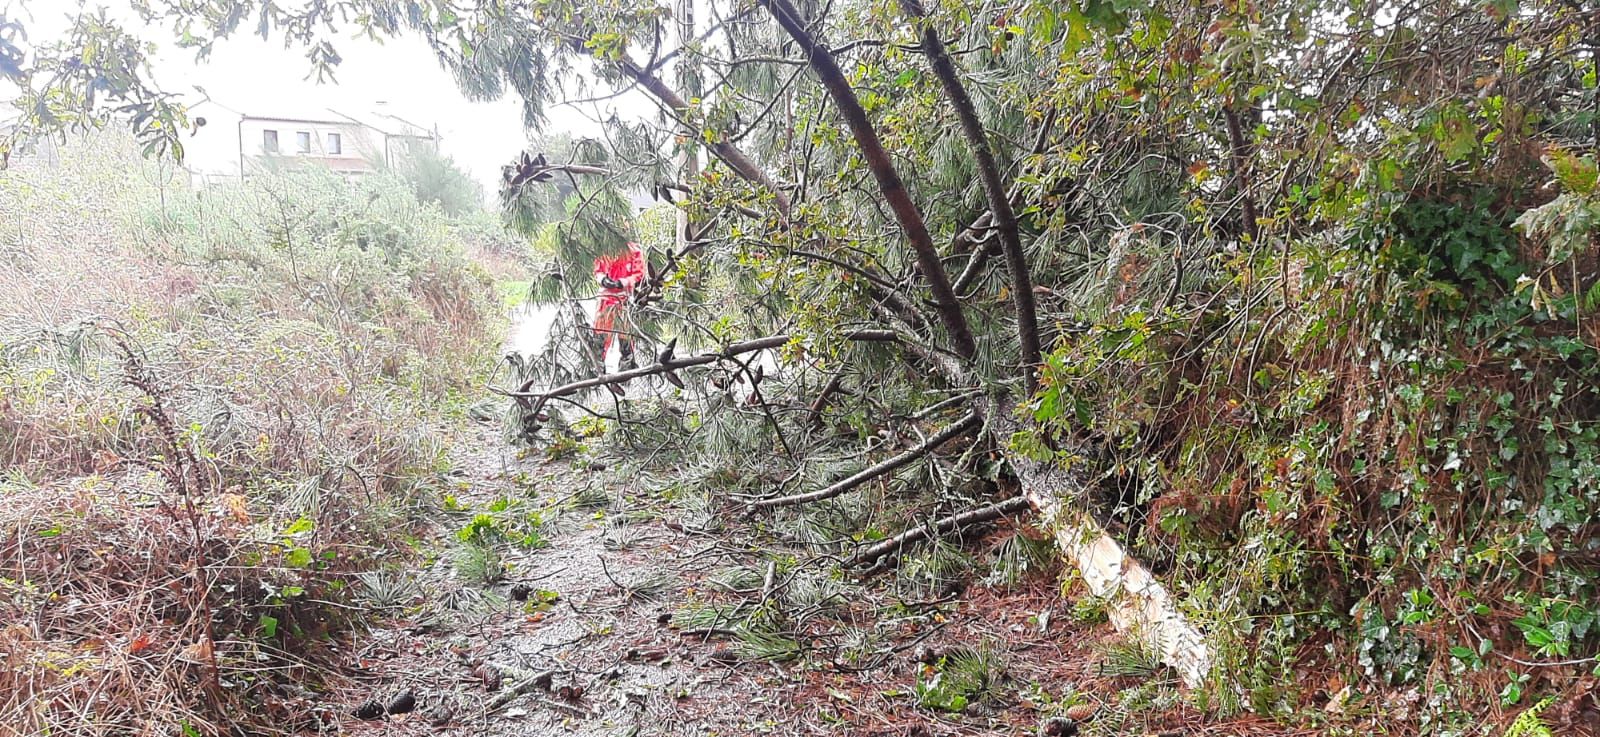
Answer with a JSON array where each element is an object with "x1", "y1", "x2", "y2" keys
[
  {"x1": 0, "y1": 471, "x2": 341, "y2": 736},
  {"x1": 0, "y1": 132, "x2": 504, "y2": 735}
]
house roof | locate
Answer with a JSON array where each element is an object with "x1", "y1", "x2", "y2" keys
[
  {"x1": 326, "y1": 107, "x2": 434, "y2": 138},
  {"x1": 190, "y1": 96, "x2": 436, "y2": 139}
]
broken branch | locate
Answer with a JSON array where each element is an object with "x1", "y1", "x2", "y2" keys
[
  {"x1": 505, "y1": 331, "x2": 900, "y2": 417},
  {"x1": 850, "y1": 496, "x2": 1030, "y2": 572},
  {"x1": 747, "y1": 411, "x2": 981, "y2": 509}
]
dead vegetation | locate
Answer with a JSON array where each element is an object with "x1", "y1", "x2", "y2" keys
[{"x1": 0, "y1": 132, "x2": 501, "y2": 735}]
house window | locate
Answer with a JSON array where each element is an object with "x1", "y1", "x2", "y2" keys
[
  {"x1": 262, "y1": 129, "x2": 279, "y2": 153},
  {"x1": 326, "y1": 132, "x2": 342, "y2": 155},
  {"x1": 295, "y1": 131, "x2": 312, "y2": 154}
]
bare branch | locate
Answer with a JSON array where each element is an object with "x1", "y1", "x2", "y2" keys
[
  {"x1": 747, "y1": 411, "x2": 980, "y2": 509},
  {"x1": 504, "y1": 331, "x2": 901, "y2": 417},
  {"x1": 950, "y1": 212, "x2": 998, "y2": 295},
  {"x1": 850, "y1": 496, "x2": 1030, "y2": 571},
  {"x1": 950, "y1": 107, "x2": 1058, "y2": 297}
]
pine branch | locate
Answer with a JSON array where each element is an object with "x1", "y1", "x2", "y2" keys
[
  {"x1": 759, "y1": 0, "x2": 978, "y2": 362},
  {"x1": 787, "y1": 248, "x2": 902, "y2": 295},
  {"x1": 746, "y1": 411, "x2": 980, "y2": 509},
  {"x1": 909, "y1": 390, "x2": 983, "y2": 420},
  {"x1": 613, "y1": 52, "x2": 793, "y2": 216},
  {"x1": 555, "y1": 36, "x2": 790, "y2": 216},
  {"x1": 850, "y1": 496, "x2": 1030, "y2": 572},
  {"x1": 504, "y1": 330, "x2": 900, "y2": 417},
  {"x1": 902, "y1": 0, "x2": 1041, "y2": 393},
  {"x1": 730, "y1": 354, "x2": 793, "y2": 458}
]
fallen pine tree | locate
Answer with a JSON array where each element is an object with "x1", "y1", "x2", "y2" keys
[{"x1": 19, "y1": 0, "x2": 1600, "y2": 727}]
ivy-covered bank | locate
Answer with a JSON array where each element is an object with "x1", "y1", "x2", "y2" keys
[{"x1": 1034, "y1": 131, "x2": 1600, "y2": 733}]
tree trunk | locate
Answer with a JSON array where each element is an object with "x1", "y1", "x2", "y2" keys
[
  {"x1": 992, "y1": 401, "x2": 1213, "y2": 688},
  {"x1": 761, "y1": 0, "x2": 978, "y2": 361},
  {"x1": 902, "y1": 0, "x2": 1041, "y2": 393}
]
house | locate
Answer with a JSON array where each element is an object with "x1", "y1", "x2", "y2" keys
[{"x1": 183, "y1": 99, "x2": 439, "y2": 186}]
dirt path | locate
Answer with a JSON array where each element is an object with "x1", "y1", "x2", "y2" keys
[{"x1": 326, "y1": 420, "x2": 1278, "y2": 737}]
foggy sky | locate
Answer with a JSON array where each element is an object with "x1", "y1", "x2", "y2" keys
[{"x1": 7, "y1": 0, "x2": 657, "y2": 196}]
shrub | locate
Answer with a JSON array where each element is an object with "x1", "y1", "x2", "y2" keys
[{"x1": 0, "y1": 131, "x2": 498, "y2": 734}]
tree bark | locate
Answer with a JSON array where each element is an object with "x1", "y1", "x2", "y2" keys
[
  {"x1": 1222, "y1": 103, "x2": 1259, "y2": 242},
  {"x1": 760, "y1": 0, "x2": 978, "y2": 362},
  {"x1": 902, "y1": 0, "x2": 1041, "y2": 393}
]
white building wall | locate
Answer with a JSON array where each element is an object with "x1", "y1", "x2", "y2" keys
[
  {"x1": 240, "y1": 118, "x2": 382, "y2": 175},
  {"x1": 181, "y1": 102, "x2": 403, "y2": 186}
]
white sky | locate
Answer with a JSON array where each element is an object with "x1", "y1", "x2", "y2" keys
[{"x1": 8, "y1": 0, "x2": 657, "y2": 195}]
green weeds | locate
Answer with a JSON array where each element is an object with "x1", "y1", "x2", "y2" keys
[{"x1": 912, "y1": 646, "x2": 1007, "y2": 713}]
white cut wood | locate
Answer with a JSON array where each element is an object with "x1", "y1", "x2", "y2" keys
[
  {"x1": 988, "y1": 393, "x2": 1212, "y2": 688},
  {"x1": 1014, "y1": 454, "x2": 1213, "y2": 687}
]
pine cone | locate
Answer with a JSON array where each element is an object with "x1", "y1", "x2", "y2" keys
[
  {"x1": 385, "y1": 689, "x2": 416, "y2": 715},
  {"x1": 352, "y1": 699, "x2": 384, "y2": 720}
]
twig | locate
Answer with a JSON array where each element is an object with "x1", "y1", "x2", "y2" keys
[
  {"x1": 908, "y1": 390, "x2": 982, "y2": 420},
  {"x1": 485, "y1": 667, "x2": 556, "y2": 712},
  {"x1": 760, "y1": 560, "x2": 778, "y2": 604},
  {"x1": 731, "y1": 355, "x2": 793, "y2": 458},
  {"x1": 677, "y1": 627, "x2": 740, "y2": 639}
]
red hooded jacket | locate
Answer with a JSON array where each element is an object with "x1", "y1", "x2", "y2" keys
[{"x1": 593, "y1": 242, "x2": 646, "y2": 349}]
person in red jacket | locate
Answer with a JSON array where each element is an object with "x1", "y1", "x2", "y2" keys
[{"x1": 592, "y1": 242, "x2": 646, "y2": 370}]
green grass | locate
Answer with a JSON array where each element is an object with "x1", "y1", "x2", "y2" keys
[{"x1": 498, "y1": 279, "x2": 532, "y2": 309}]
